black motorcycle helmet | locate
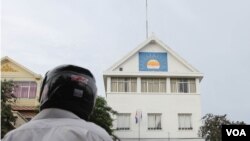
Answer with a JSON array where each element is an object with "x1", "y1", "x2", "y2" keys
[{"x1": 39, "y1": 65, "x2": 97, "y2": 120}]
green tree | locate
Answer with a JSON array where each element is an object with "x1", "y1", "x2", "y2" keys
[
  {"x1": 89, "y1": 96, "x2": 118, "y2": 140},
  {"x1": 198, "y1": 113, "x2": 246, "y2": 141},
  {"x1": 1, "y1": 80, "x2": 16, "y2": 138}
]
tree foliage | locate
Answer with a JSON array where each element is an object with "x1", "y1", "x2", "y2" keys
[
  {"x1": 89, "y1": 96, "x2": 118, "y2": 139},
  {"x1": 199, "y1": 113, "x2": 246, "y2": 141},
  {"x1": 1, "y1": 80, "x2": 16, "y2": 138}
]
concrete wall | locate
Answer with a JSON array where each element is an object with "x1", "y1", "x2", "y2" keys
[{"x1": 108, "y1": 93, "x2": 202, "y2": 139}]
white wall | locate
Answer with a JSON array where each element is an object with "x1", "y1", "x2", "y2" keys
[{"x1": 107, "y1": 93, "x2": 202, "y2": 139}]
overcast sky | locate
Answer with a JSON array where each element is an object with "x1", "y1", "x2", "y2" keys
[{"x1": 2, "y1": 0, "x2": 250, "y2": 123}]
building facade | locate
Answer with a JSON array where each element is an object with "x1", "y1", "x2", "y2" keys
[
  {"x1": 1, "y1": 56, "x2": 42, "y2": 127},
  {"x1": 103, "y1": 36, "x2": 204, "y2": 141}
]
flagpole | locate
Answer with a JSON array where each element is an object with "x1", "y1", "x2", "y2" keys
[
  {"x1": 138, "y1": 120, "x2": 140, "y2": 141},
  {"x1": 145, "y1": 0, "x2": 148, "y2": 39},
  {"x1": 136, "y1": 110, "x2": 142, "y2": 141}
]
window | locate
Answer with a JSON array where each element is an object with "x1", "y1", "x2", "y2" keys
[
  {"x1": 117, "y1": 113, "x2": 130, "y2": 130},
  {"x1": 111, "y1": 78, "x2": 137, "y2": 92},
  {"x1": 148, "y1": 113, "x2": 162, "y2": 130},
  {"x1": 141, "y1": 78, "x2": 166, "y2": 93},
  {"x1": 171, "y1": 78, "x2": 196, "y2": 93},
  {"x1": 178, "y1": 114, "x2": 192, "y2": 130},
  {"x1": 13, "y1": 81, "x2": 37, "y2": 99}
]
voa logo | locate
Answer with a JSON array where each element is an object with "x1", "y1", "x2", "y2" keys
[{"x1": 226, "y1": 129, "x2": 246, "y2": 136}]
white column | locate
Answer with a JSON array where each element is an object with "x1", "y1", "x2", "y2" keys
[
  {"x1": 195, "y1": 78, "x2": 200, "y2": 94},
  {"x1": 167, "y1": 77, "x2": 171, "y2": 94},
  {"x1": 107, "y1": 77, "x2": 111, "y2": 93},
  {"x1": 137, "y1": 77, "x2": 141, "y2": 93}
]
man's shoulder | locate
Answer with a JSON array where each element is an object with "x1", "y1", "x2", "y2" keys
[
  {"x1": 3, "y1": 118, "x2": 112, "y2": 141},
  {"x1": 35, "y1": 118, "x2": 112, "y2": 140},
  {"x1": 68, "y1": 119, "x2": 112, "y2": 140}
]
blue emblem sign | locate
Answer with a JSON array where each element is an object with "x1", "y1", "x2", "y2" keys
[{"x1": 139, "y1": 52, "x2": 168, "y2": 71}]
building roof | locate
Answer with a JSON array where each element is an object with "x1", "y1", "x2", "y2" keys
[
  {"x1": 104, "y1": 35, "x2": 202, "y2": 76},
  {"x1": 1, "y1": 56, "x2": 42, "y2": 79}
]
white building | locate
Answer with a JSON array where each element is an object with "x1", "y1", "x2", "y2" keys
[{"x1": 103, "y1": 35, "x2": 204, "y2": 141}]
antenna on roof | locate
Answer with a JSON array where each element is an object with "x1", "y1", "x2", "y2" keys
[{"x1": 146, "y1": 0, "x2": 149, "y2": 39}]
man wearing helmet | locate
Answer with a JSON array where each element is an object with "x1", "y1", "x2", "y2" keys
[{"x1": 3, "y1": 65, "x2": 113, "y2": 141}]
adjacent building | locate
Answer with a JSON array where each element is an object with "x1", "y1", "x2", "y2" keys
[
  {"x1": 103, "y1": 35, "x2": 204, "y2": 141},
  {"x1": 1, "y1": 56, "x2": 42, "y2": 127}
]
